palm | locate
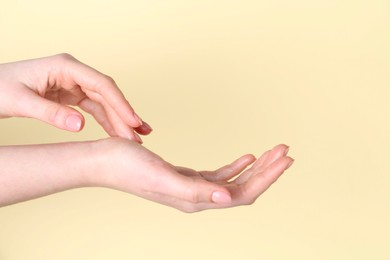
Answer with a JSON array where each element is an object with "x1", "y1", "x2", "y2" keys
[
  {"x1": 44, "y1": 85, "x2": 85, "y2": 106},
  {"x1": 168, "y1": 144, "x2": 292, "y2": 211},
  {"x1": 101, "y1": 139, "x2": 293, "y2": 213}
]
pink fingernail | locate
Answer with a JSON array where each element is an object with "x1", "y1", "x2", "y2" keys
[
  {"x1": 212, "y1": 191, "x2": 232, "y2": 204},
  {"x1": 284, "y1": 146, "x2": 290, "y2": 156},
  {"x1": 65, "y1": 115, "x2": 82, "y2": 131}
]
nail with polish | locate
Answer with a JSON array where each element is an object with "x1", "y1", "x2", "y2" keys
[{"x1": 142, "y1": 121, "x2": 153, "y2": 132}]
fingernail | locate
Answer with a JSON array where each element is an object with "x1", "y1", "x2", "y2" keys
[
  {"x1": 134, "y1": 132, "x2": 143, "y2": 144},
  {"x1": 142, "y1": 121, "x2": 153, "y2": 131},
  {"x1": 134, "y1": 113, "x2": 143, "y2": 126},
  {"x1": 212, "y1": 191, "x2": 232, "y2": 204},
  {"x1": 65, "y1": 115, "x2": 82, "y2": 131},
  {"x1": 284, "y1": 146, "x2": 290, "y2": 156},
  {"x1": 287, "y1": 159, "x2": 295, "y2": 169}
]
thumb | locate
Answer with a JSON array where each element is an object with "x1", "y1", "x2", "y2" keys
[
  {"x1": 163, "y1": 173, "x2": 232, "y2": 205},
  {"x1": 22, "y1": 94, "x2": 85, "y2": 132}
]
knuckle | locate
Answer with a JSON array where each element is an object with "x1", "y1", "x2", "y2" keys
[
  {"x1": 54, "y1": 53, "x2": 75, "y2": 61},
  {"x1": 244, "y1": 196, "x2": 256, "y2": 206},
  {"x1": 95, "y1": 75, "x2": 117, "y2": 93},
  {"x1": 238, "y1": 188, "x2": 256, "y2": 206},
  {"x1": 186, "y1": 190, "x2": 199, "y2": 204},
  {"x1": 183, "y1": 179, "x2": 200, "y2": 204},
  {"x1": 45, "y1": 104, "x2": 61, "y2": 124},
  {"x1": 99, "y1": 75, "x2": 116, "y2": 88},
  {"x1": 48, "y1": 53, "x2": 77, "y2": 71},
  {"x1": 102, "y1": 75, "x2": 116, "y2": 86}
]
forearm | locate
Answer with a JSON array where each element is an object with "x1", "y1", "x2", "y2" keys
[{"x1": 0, "y1": 141, "x2": 99, "y2": 207}]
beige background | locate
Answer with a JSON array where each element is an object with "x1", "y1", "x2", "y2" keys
[{"x1": 0, "y1": 1, "x2": 389, "y2": 259}]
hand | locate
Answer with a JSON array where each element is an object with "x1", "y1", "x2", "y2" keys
[
  {"x1": 0, "y1": 138, "x2": 293, "y2": 210},
  {"x1": 0, "y1": 54, "x2": 152, "y2": 142},
  {"x1": 94, "y1": 138, "x2": 294, "y2": 212}
]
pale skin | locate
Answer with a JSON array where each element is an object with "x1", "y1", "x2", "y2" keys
[
  {"x1": 0, "y1": 54, "x2": 294, "y2": 212},
  {"x1": 0, "y1": 53, "x2": 152, "y2": 141}
]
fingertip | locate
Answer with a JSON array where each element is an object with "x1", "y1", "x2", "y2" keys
[
  {"x1": 142, "y1": 120, "x2": 153, "y2": 131},
  {"x1": 246, "y1": 154, "x2": 257, "y2": 162},
  {"x1": 235, "y1": 154, "x2": 256, "y2": 164},
  {"x1": 286, "y1": 157, "x2": 295, "y2": 169},
  {"x1": 135, "y1": 121, "x2": 153, "y2": 135},
  {"x1": 65, "y1": 114, "x2": 84, "y2": 132},
  {"x1": 273, "y1": 143, "x2": 289, "y2": 151},
  {"x1": 211, "y1": 191, "x2": 232, "y2": 204},
  {"x1": 115, "y1": 130, "x2": 143, "y2": 144},
  {"x1": 133, "y1": 113, "x2": 143, "y2": 126},
  {"x1": 134, "y1": 132, "x2": 143, "y2": 144},
  {"x1": 238, "y1": 154, "x2": 257, "y2": 168},
  {"x1": 267, "y1": 144, "x2": 290, "y2": 161},
  {"x1": 284, "y1": 146, "x2": 290, "y2": 156}
]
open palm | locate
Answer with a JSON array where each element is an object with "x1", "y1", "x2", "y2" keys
[
  {"x1": 102, "y1": 138, "x2": 293, "y2": 213},
  {"x1": 172, "y1": 144, "x2": 292, "y2": 211}
]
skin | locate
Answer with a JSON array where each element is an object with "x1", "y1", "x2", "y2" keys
[
  {"x1": 0, "y1": 54, "x2": 294, "y2": 212},
  {"x1": 0, "y1": 53, "x2": 152, "y2": 142},
  {"x1": 0, "y1": 138, "x2": 293, "y2": 212}
]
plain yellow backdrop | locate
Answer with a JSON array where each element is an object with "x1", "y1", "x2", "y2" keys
[{"x1": 0, "y1": 1, "x2": 389, "y2": 259}]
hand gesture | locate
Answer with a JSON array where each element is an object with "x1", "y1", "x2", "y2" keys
[
  {"x1": 96, "y1": 138, "x2": 294, "y2": 212},
  {"x1": 0, "y1": 54, "x2": 151, "y2": 142}
]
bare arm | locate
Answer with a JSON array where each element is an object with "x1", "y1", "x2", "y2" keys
[
  {"x1": 0, "y1": 141, "x2": 97, "y2": 206},
  {"x1": 0, "y1": 138, "x2": 293, "y2": 212}
]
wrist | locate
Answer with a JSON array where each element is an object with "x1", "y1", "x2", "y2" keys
[
  {"x1": 83, "y1": 137, "x2": 132, "y2": 189},
  {"x1": 44, "y1": 140, "x2": 103, "y2": 190},
  {"x1": 79, "y1": 139, "x2": 110, "y2": 188}
]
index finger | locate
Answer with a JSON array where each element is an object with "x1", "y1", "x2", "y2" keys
[{"x1": 55, "y1": 54, "x2": 143, "y2": 128}]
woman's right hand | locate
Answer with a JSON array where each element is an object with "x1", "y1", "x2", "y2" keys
[{"x1": 0, "y1": 54, "x2": 152, "y2": 142}]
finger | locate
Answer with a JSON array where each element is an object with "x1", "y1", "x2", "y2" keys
[
  {"x1": 134, "y1": 121, "x2": 153, "y2": 135},
  {"x1": 155, "y1": 172, "x2": 233, "y2": 205},
  {"x1": 234, "y1": 150, "x2": 270, "y2": 184},
  {"x1": 99, "y1": 97, "x2": 142, "y2": 143},
  {"x1": 152, "y1": 155, "x2": 294, "y2": 213},
  {"x1": 78, "y1": 98, "x2": 116, "y2": 136},
  {"x1": 20, "y1": 90, "x2": 85, "y2": 132},
  {"x1": 78, "y1": 88, "x2": 142, "y2": 143},
  {"x1": 137, "y1": 190, "x2": 208, "y2": 213},
  {"x1": 55, "y1": 54, "x2": 143, "y2": 128},
  {"x1": 251, "y1": 144, "x2": 289, "y2": 172},
  {"x1": 199, "y1": 154, "x2": 256, "y2": 182},
  {"x1": 175, "y1": 166, "x2": 199, "y2": 177},
  {"x1": 235, "y1": 144, "x2": 289, "y2": 185},
  {"x1": 233, "y1": 156, "x2": 294, "y2": 205},
  {"x1": 159, "y1": 196, "x2": 230, "y2": 213}
]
